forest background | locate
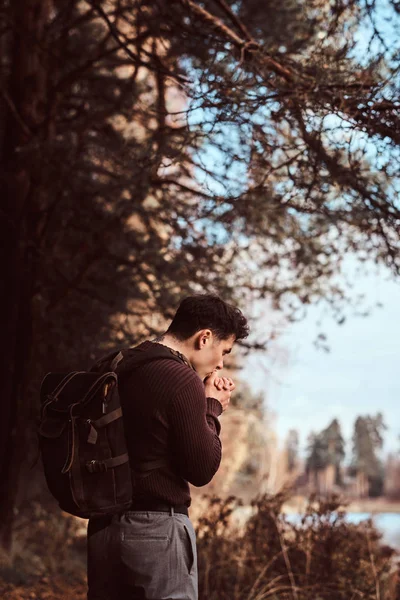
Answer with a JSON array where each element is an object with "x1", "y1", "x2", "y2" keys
[{"x1": 1, "y1": 0, "x2": 400, "y2": 597}]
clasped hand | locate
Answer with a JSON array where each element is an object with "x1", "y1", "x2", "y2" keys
[{"x1": 204, "y1": 372, "x2": 235, "y2": 412}]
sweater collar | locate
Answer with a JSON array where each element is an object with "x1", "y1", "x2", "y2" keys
[{"x1": 151, "y1": 338, "x2": 195, "y2": 371}]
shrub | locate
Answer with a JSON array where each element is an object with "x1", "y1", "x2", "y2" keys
[{"x1": 196, "y1": 492, "x2": 399, "y2": 600}]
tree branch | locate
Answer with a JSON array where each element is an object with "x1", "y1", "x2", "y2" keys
[
  {"x1": 1, "y1": 89, "x2": 33, "y2": 138},
  {"x1": 211, "y1": 0, "x2": 253, "y2": 41},
  {"x1": 87, "y1": 0, "x2": 189, "y2": 85},
  {"x1": 181, "y1": 0, "x2": 297, "y2": 82}
]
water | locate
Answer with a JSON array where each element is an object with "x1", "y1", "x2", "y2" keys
[
  {"x1": 347, "y1": 512, "x2": 400, "y2": 549},
  {"x1": 286, "y1": 512, "x2": 400, "y2": 550},
  {"x1": 231, "y1": 507, "x2": 400, "y2": 550}
]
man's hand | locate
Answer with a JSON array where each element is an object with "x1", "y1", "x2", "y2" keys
[{"x1": 204, "y1": 372, "x2": 235, "y2": 412}]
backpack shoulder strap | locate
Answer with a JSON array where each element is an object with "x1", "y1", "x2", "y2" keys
[
  {"x1": 90, "y1": 350, "x2": 124, "y2": 374},
  {"x1": 110, "y1": 351, "x2": 124, "y2": 372}
]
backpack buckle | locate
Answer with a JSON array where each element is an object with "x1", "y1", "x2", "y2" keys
[{"x1": 86, "y1": 460, "x2": 107, "y2": 473}]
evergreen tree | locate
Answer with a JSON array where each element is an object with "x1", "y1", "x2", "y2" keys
[
  {"x1": 306, "y1": 419, "x2": 345, "y2": 484},
  {"x1": 322, "y1": 418, "x2": 345, "y2": 485},
  {"x1": 306, "y1": 432, "x2": 328, "y2": 473},
  {"x1": 351, "y1": 413, "x2": 386, "y2": 497}
]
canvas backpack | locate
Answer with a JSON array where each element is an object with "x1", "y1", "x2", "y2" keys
[{"x1": 38, "y1": 350, "x2": 166, "y2": 518}]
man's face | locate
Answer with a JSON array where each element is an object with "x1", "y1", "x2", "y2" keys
[{"x1": 193, "y1": 332, "x2": 235, "y2": 381}]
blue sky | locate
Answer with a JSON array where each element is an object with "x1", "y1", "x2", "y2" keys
[
  {"x1": 186, "y1": 0, "x2": 399, "y2": 462},
  {"x1": 242, "y1": 266, "x2": 400, "y2": 461}
]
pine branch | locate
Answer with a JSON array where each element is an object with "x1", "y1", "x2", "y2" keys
[
  {"x1": 87, "y1": 0, "x2": 189, "y2": 85},
  {"x1": 181, "y1": 0, "x2": 297, "y2": 83},
  {"x1": 211, "y1": 0, "x2": 253, "y2": 41}
]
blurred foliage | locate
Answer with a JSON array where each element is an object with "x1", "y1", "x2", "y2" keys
[
  {"x1": 1, "y1": 492, "x2": 399, "y2": 599},
  {"x1": 196, "y1": 492, "x2": 398, "y2": 600},
  {"x1": 1, "y1": 0, "x2": 400, "y2": 545},
  {"x1": 230, "y1": 380, "x2": 264, "y2": 414},
  {"x1": 2, "y1": 0, "x2": 400, "y2": 374},
  {"x1": 0, "y1": 500, "x2": 86, "y2": 598}
]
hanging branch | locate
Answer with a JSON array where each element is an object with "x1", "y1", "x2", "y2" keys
[{"x1": 87, "y1": 0, "x2": 189, "y2": 84}]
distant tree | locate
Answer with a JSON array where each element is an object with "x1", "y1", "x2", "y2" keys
[
  {"x1": 322, "y1": 418, "x2": 345, "y2": 485},
  {"x1": 306, "y1": 419, "x2": 345, "y2": 488},
  {"x1": 286, "y1": 429, "x2": 299, "y2": 472},
  {"x1": 384, "y1": 453, "x2": 400, "y2": 501},
  {"x1": 351, "y1": 413, "x2": 386, "y2": 497},
  {"x1": 306, "y1": 432, "x2": 327, "y2": 473}
]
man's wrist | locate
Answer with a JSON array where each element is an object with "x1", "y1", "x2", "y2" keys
[{"x1": 206, "y1": 396, "x2": 223, "y2": 417}]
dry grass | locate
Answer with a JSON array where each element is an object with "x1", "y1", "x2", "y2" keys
[
  {"x1": 196, "y1": 492, "x2": 400, "y2": 600},
  {"x1": 1, "y1": 493, "x2": 399, "y2": 599},
  {"x1": 0, "y1": 501, "x2": 86, "y2": 599}
]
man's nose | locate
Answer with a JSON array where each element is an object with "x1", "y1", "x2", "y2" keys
[{"x1": 216, "y1": 361, "x2": 223, "y2": 370}]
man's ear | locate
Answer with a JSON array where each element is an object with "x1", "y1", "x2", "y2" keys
[{"x1": 195, "y1": 329, "x2": 212, "y2": 349}]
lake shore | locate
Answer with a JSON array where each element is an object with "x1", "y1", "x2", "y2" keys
[{"x1": 282, "y1": 495, "x2": 400, "y2": 514}]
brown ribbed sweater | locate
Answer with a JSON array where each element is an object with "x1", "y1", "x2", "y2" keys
[{"x1": 117, "y1": 341, "x2": 223, "y2": 507}]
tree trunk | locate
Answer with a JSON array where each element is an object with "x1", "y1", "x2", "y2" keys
[
  {"x1": 0, "y1": 0, "x2": 50, "y2": 550},
  {"x1": 356, "y1": 471, "x2": 368, "y2": 498}
]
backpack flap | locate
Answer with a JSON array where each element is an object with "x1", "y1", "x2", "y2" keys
[{"x1": 40, "y1": 372, "x2": 117, "y2": 414}]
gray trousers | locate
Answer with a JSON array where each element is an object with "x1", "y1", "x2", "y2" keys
[{"x1": 87, "y1": 510, "x2": 198, "y2": 600}]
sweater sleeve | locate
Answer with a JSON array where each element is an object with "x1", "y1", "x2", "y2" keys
[{"x1": 168, "y1": 376, "x2": 223, "y2": 487}]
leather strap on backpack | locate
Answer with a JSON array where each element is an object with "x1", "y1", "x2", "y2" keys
[
  {"x1": 93, "y1": 407, "x2": 122, "y2": 428},
  {"x1": 85, "y1": 453, "x2": 130, "y2": 473},
  {"x1": 110, "y1": 351, "x2": 124, "y2": 371},
  {"x1": 87, "y1": 407, "x2": 123, "y2": 444},
  {"x1": 70, "y1": 415, "x2": 87, "y2": 510},
  {"x1": 61, "y1": 404, "x2": 80, "y2": 474}
]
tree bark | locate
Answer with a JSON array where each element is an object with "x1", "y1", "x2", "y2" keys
[{"x1": 0, "y1": 0, "x2": 51, "y2": 550}]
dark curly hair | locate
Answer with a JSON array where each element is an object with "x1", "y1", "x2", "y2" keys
[{"x1": 166, "y1": 294, "x2": 249, "y2": 341}]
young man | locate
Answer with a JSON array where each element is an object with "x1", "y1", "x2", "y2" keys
[{"x1": 87, "y1": 294, "x2": 249, "y2": 600}]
